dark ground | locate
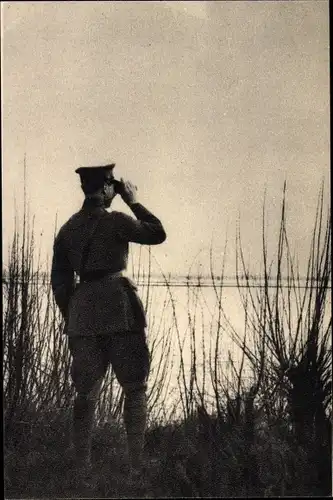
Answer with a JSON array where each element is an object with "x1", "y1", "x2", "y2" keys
[{"x1": 4, "y1": 413, "x2": 332, "y2": 498}]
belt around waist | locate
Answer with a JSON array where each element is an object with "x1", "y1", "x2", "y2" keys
[{"x1": 80, "y1": 269, "x2": 125, "y2": 283}]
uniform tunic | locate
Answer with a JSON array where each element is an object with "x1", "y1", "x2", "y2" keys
[{"x1": 51, "y1": 200, "x2": 166, "y2": 336}]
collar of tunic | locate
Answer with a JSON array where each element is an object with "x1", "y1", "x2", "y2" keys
[{"x1": 82, "y1": 198, "x2": 107, "y2": 214}]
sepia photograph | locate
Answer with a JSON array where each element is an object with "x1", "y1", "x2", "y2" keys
[{"x1": 2, "y1": 1, "x2": 331, "y2": 497}]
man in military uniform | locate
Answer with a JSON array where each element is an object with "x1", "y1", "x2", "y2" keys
[{"x1": 51, "y1": 163, "x2": 166, "y2": 479}]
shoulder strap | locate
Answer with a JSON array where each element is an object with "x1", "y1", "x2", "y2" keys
[{"x1": 79, "y1": 213, "x2": 106, "y2": 278}]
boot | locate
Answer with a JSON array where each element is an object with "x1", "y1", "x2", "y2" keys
[
  {"x1": 72, "y1": 394, "x2": 96, "y2": 470},
  {"x1": 71, "y1": 379, "x2": 102, "y2": 471},
  {"x1": 123, "y1": 388, "x2": 147, "y2": 471}
]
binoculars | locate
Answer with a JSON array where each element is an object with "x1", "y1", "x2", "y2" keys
[{"x1": 113, "y1": 179, "x2": 124, "y2": 194}]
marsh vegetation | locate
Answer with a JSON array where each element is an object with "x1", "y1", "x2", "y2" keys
[{"x1": 3, "y1": 185, "x2": 331, "y2": 497}]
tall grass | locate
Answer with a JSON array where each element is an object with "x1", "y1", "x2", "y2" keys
[{"x1": 3, "y1": 184, "x2": 331, "y2": 497}]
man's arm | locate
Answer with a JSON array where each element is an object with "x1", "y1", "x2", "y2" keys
[
  {"x1": 51, "y1": 232, "x2": 75, "y2": 319},
  {"x1": 116, "y1": 179, "x2": 167, "y2": 245},
  {"x1": 116, "y1": 202, "x2": 167, "y2": 245}
]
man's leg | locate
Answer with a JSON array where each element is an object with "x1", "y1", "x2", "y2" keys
[
  {"x1": 72, "y1": 379, "x2": 102, "y2": 468},
  {"x1": 123, "y1": 381, "x2": 148, "y2": 470},
  {"x1": 68, "y1": 336, "x2": 106, "y2": 470},
  {"x1": 108, "y1": 331, "x2": 150, "y2": 470}
]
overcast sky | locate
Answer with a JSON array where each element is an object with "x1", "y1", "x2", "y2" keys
[{"x1": 2, "y1": 1, "x2": 330, "y2": 277}]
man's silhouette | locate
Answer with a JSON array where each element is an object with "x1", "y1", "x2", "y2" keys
[{"x1": 51, "y1": 163, "x2": 166, "y2": 483}]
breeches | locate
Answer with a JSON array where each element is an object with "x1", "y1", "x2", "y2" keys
[{"x1": 68, "y1": 331, "x2": 150, "y2": 396}]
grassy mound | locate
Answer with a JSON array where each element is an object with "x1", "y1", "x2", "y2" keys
[{"x1": 4, "y1": 407, "x2": 331, "y2": 498}]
